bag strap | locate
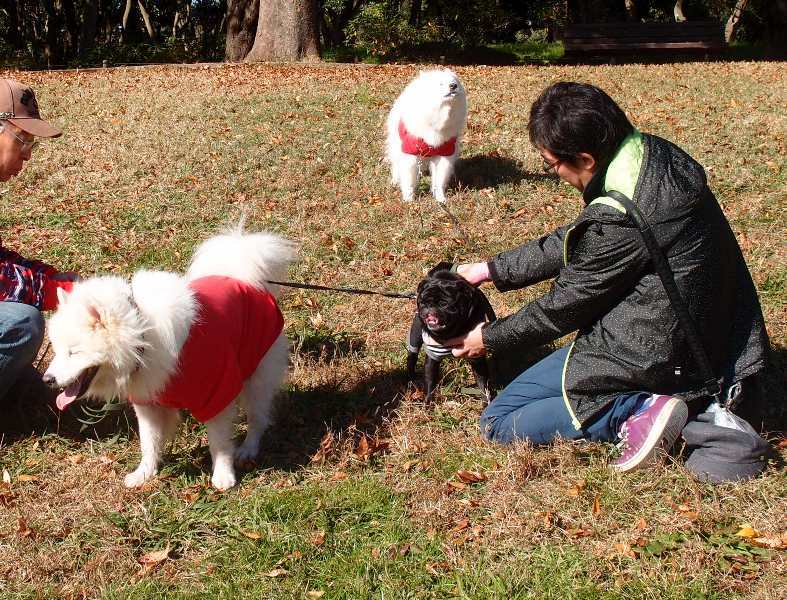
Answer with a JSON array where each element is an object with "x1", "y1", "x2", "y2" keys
[{"x1": 603, "y1": 190, "x2": 721, "y2": 400}]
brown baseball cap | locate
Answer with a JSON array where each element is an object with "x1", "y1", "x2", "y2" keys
[{"x1": 1, "y1": 78, "x2": 62, "y2": 138}]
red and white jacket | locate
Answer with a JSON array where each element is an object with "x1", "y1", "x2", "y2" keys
[{"x1": 144, "y1": 275, "x2": 284, "y2": 423}]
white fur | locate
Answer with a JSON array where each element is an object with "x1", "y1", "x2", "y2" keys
[
  {"x1": 44, "y1": 227, "x2": 298, "y2": 490},
  {"x1": 385, "y1": 69, "x2": 468, "y2": 203}
]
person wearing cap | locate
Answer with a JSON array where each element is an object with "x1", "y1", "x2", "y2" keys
[
  {"x1": 447, "y1": 82, "x2": 769, "y2": 474},
  {"x1": 1, "y1": 79, "x2": 76, "y2": 403}
]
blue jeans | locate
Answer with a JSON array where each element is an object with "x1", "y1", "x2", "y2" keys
[
  {"x1": 0, "y1": 302, "x2": 45, "y2": 402},
  {"x1": 480, "y1": 346, "x2": 649, "y2": 445}
]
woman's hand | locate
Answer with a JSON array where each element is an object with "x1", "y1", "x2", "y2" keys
[
  {"x1": 456, "y1": 262, "x2": 491, "y2": 286},
  {"x1": 445, "y1": 321, "x2": 487, "y2": 359}
]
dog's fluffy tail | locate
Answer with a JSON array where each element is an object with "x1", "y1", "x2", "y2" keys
[{"x1": 186, "y1": 222, "x2": 298, "y2": 298}]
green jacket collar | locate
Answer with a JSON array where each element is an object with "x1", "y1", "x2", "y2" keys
[{"x1": 582, "y1": 129, "x2": 644, "y2": 204}]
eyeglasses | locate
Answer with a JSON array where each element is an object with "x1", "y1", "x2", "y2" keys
[
  {"x1": 0, "y1": 122, "x2": 38, "y2": 151},
  {"x1": 542, "y1": 157, "x2": 562, "y2": 174}
]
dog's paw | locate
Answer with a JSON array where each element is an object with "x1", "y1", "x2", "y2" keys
[
  {"x1": 124, "y1": 466, "x2": 155, "y2": 488},
  {"x1": 234, "y1": 444, "x2": 259, "y2": 466},
  {"x1": 211, "y1": 468, "x2": 237, "y2": 491}
]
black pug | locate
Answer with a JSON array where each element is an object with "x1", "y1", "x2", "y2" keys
[{"x1": 407, "y1": 261, "x2": 496, "y2": 403}]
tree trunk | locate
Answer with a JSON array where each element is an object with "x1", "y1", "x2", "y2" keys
[
  {"x1": 41, "y1": 0, "x2": 65, "y2": 65},
  {"x1": 725, "y1": 0, "x2": 750, "y2": 42},
  {"x1": 623, "y1": 0, "x2": 637, "y2": 22},
  {"x1": 409, "y1": 0, "x2": 422, "y2": 26},
  {"x1": 80, "y1": 0, "x2": 99, "y2": 55},
  {"x1": 244, "y1": 0, "x2": 320, "y2": 62},
  {"x1": 136, "y1": 0, "x2": 156, "y2": 40},
  {"x1": 226, "y1": 0, "x2": 260, "y2": 61},
  {"x1": 674, "y1": 0, "x2": 686, "y2": 22},
  {"x1": 121, "y1": 0, "x2": 133, "y2": 41},
  {"x1": 61, "y1": 0, "x2": 80, "y2": 57},
  {"x1": 0, "y1": 0, "x2": 20, "y2": 49}
]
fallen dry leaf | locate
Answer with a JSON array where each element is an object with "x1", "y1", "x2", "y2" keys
[
  {"x1": 353, "y1": 435, "x2": 390, "y2": 461},
  {"x1": 16, "y1": 517, "x2": 34, "y2": 538},
  {"x1": 452, "y1": 518, "x2": 471, "y2": 532},
  {"x1": 566, "y1": 480, "x2": 587, "y2": 497},
  {"x1": 592, "y1": 495, "x2": 601, "y2": 517},
  {"x1": 266, "y1": 567, "x2": 288, "y2": 578},
  {"x1": 2, "y1": 469, "x2": 10, "y2": 484},
  {"x1": 736, "y1": 524, "x2": 759, "y2": 539},
  {"x1": 751, "y1": 535, "x2": 787, "y2": 550},
  {"x1": 456, "y1": 469, "x2": 487, "y2": 484},
  {"x1": 311, "y1": 530, "x2": 326, "y2": 546},
  {"x1": 612, "y1": 542, "x2": 637, "y2": 559},
  {"x1": 402, "y1": 459, "x2": 421, "y2": 472},
  {"x1": 426, "y1": 561, "x2": 451, "y2": 576},
  {"x1": 446, "y1": 480, "x2": 468, "y2": 491},
  {"x1": 139, "y1": 543, "x2": 171, "y2": 566},
  {"x1": 16, "y1": 474, "x2": 38, "y2": 482},
  {"x1": 566, "y1": 527, "x2": 593, "y2": 538},
  {"x1": 241, "y1": 530, "x2": 263, "y2": 540},
  {"x1": 306, "y1": 592, "x2": 325, "y2": 599}
]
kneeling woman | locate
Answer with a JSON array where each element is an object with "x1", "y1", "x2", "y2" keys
[{"x1": 449, "y1": 82, "x2": 769, "y2": 471}]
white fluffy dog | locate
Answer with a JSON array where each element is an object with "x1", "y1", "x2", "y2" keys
[
  {"x1": 386, "y1": 69, "x2": 467, "y2": 203},
  {"x1": 43, "y1": 227, "x2": 297, "y2": 490}
]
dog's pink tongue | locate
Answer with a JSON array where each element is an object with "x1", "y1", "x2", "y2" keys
[{"x1": 56, "y1": 381, "x2": 80, "y2": 411}]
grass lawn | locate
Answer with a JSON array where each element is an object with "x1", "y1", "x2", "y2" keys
[{"x1": 0, "y1": 61, "x2": 785, "y2": 598}]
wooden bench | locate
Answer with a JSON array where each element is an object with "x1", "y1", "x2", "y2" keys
[{"x1": 562, "y1": 21, "x2": 726, "y2": 61}]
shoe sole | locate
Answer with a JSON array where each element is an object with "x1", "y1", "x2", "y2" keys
[{"x1": 611, "y1": 397, "x2": 689, "y2": 472}]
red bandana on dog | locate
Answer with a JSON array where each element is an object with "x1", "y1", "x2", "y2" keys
[
  {"x1": 398, "y1": 120, "x2": 456, "y2": 157},
  {"x1": 150, "y1": 276, "x2": 283, "y2": 422}
]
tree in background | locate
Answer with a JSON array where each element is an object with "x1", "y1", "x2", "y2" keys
[
  {"x1": 1, "y1": 0, "x2": 782, "y2": 67},
  {"x1": 226, "y1": 0, "x2": 259, "y2": 60},
  {"x1": 228, "y1": 0, "x2": 320, "y2": 61},
  {"x1": 0, "y1": 0, "x2": 225, "y2": 67}
]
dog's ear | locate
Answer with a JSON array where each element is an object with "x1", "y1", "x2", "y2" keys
[
  {"x1": 56, "y1": 287, "x2": 69, "y2": 306},
  {"x1": 427, "y1": 261, "x2": 455, "y2": 277},
  {"x1": 87, "y1": 304, "x2": 104, "y2": 328}
]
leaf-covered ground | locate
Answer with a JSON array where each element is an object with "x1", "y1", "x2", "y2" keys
[{"x1": 0, "y1": 61, "x2": 785, "y2": 599}]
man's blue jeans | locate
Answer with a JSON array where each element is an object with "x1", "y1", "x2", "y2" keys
[
  {"x1": 0, "y1": 302, "x2": 45, "y2": 402},
  {"x1": 480, "y1": 346, "x2": 650, "y2": 445}
]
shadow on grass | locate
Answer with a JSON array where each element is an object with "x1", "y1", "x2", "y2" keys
[
  {"x1": 4, "y1": 342, "x2": 782, "y2": 477},
  {"x1": 252, "y1": 341, "x2": 553, "y2": 473},
  {"x1": 0, "y1": 366, "x2": 137, "y2": 443},
  {"x1": 456, "y1": 153, "x2": 530, "y2": 190},
  {"x1": 293, "y1": 329, "x2": 367, "y2": 360}
]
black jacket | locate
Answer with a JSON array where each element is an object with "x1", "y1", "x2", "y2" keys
[{"x1": 482, "y1": 131, "x2": 769, "y2": 429}]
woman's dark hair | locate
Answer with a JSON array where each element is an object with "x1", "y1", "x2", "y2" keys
[{"x1": 528, "y1": 82, "x2": 633, "y2": 167}]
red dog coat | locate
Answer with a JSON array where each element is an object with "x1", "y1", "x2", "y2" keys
[
  {"x1": 150, "y1": 276, "x2": 283, "y2": 422},
  {"x1": 398, "y1": 120, "x2": 456, "y2": 157}
]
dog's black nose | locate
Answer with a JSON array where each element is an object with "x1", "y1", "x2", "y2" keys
[
  {"x1": 42, "y1": 373, "x2": 56, "y2": 387},
  {"x1": 449, "y1": 82, "x2": 458, "y2": 91}
]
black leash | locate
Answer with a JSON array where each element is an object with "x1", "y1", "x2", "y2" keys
[{"x1": 267, "y1": 280, "x2": 415, "y2": 300}]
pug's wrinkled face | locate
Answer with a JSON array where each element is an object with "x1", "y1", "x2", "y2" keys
[{"x1": 416, "y1": 270, "x2": 477, "y2": 342}]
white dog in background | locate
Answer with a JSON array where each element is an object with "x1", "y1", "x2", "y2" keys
[
  {"x1": 385, "y1": 69, "x2": 468, "y2": 203},
  {"x1": 44, "y1": 226, "x2": 297, "y2": 490}
]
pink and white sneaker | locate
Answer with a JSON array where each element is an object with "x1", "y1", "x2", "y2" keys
[{"x1": 611, "y1": 394, "x2": 688, "y2": 472}]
